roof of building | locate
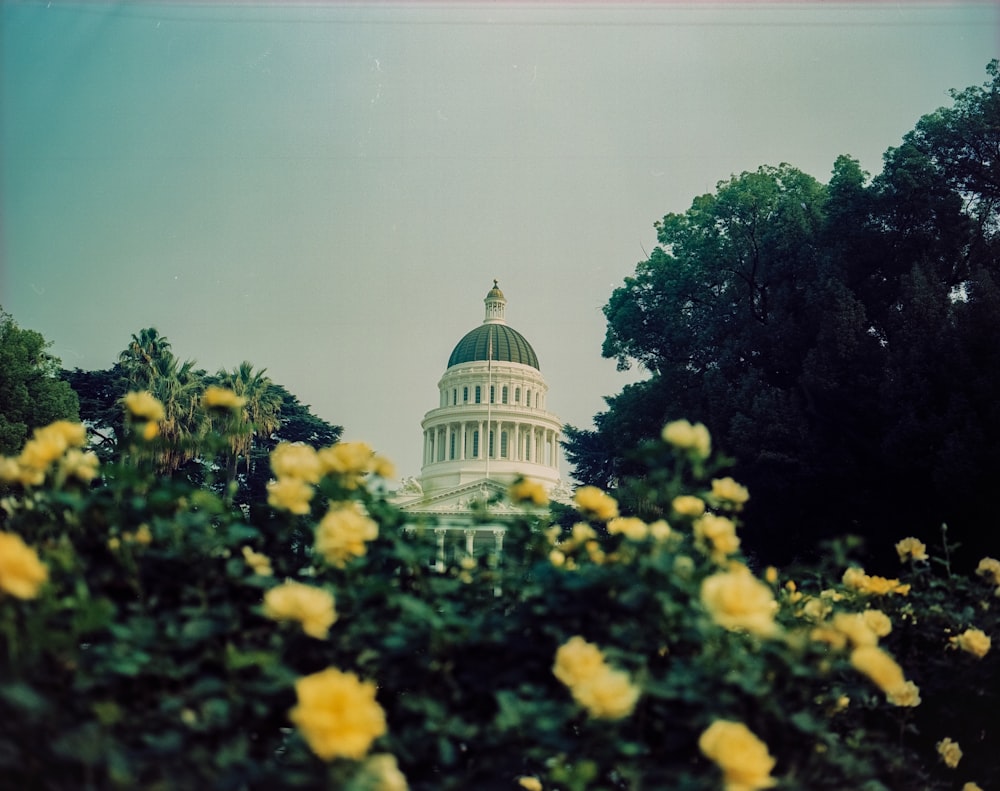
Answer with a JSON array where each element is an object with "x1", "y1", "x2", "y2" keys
[{"x1": 447, "y1": 322, "x2": 540, "y2": 370}]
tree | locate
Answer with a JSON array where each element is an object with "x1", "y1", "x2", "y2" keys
[
  {"x1": 567, "y1": 64, "x2": 1000, "y2": 564},
  {"x1": 0, "y1": 308, "x2": 79, "y2": 454}
]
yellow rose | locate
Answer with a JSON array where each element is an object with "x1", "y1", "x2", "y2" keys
[
  {"x1": 850, "y1": 646, "x2": 909, "y2": 700},
  {"x1": 950, "y1": 628, "x2": 991, "y2": 659},
  {"x1": 289, "y1": 668, "x2": 387, "y2": 760},
  {"x1": 123, "y1": 391, "x2": 166, "y2": 422},
  {"x1": 264, "y1": 581, "x2": 337, "y2": 639},
  {"x1": 975, "y1": 557, "x2": 1000, "y2": 586},
  {"x1": 937, "y1": 737, "x2": 962, "y2": 769},
  {"x1": 672, "y1": 495, "x2": 706, "y2": 518},
  {"x1": 315, "y1": 502, "x2": 379, "y2": 568},
  {"x1": 267, "y1": 477, "x2": 314, "y2": 515},
  {"x1": 831, "y1": 612, "x2": 879, "y2": 648},
  {"x1": 962, "y1": 783, "x2": 984, "y2": 791},
  {"x1": 370, "y1": 454, "x2": 396, "y2": 480},
  {"x1": 202, "y1": 385, "x2": 247, "y2": 411},
  {"x1": 649, "y1": 519, "x2": 672, "y2": 541},
  {"x1": 698, "y1": 720, "x2": 777, "y2": 791},
  {"x1": 60, "y1": 448, "x2": 100, "y2": 483},
  {"x1": 318, "y1": 441, "x2": 375, "y2": 476},
  {"x1": 701, "y1": 566, "x2": 779, "y2": 638},
  {"x1": 661, "y1": 419, "x2": 712, "y2": 459},
  {"x1": 711, "y1": 477, "x2": 750, "y2": 508},
  {"x1": 18, "y1": 421, "x2": 86, "y2": 472},
  {"x1": 573, "y1": 486, "x2": 619, "y2": 521},
  {"x1": 607, "y1": 516, "x2": 648, "y2": 541},
  {"x1": 0, "y1": 532, "x2": 49, "y2": 599},
  {"x1": 842, "y1": 567, "x2": 909, "y2": 596},
  {"x1": 553, "y1": 636, "x2": 607, "y2": 688},
  {"x1": 570, "y1": 666, "x2": 641, "y2": 720},
  {"x1": 241, "y1": 546, "x2": 274, "y2": 577},
  {"x1": 862, "y1": 609, "x2": 892, "y2": 638},
  {"x1": 517, "y1": 777, "x2": 543, "y2": 791},
  {"x1": 895, "y1": 536, "x2": 928, "y2": 562},
  {"x1": 271, "y1": 443, "x2": 322, "y2": 483},
  {"x1": 509, "y1": 479, "x2": 549, "y2": 507},
  {"x1": 694, "y1": 513, "x2": 741, "y2": 559},
  {"x1": 886, "y1": 680, "x2": 921, "y2": 707}
]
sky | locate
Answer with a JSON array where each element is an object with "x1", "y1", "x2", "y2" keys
[{"x1": 2, "y1": 1, "x2": 997, "y2": 482}]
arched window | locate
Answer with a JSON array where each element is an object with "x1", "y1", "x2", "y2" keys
[
  {"x1": 500, "y1": 430, "x2": 508, "y2": 458},
  {"x1": 489, "y1": 430, "x2": 495, "y2": 458},
  {"x1": 453, "y1": 389, "x2": 457, "y2": 405},
  {"x1": 515, "y1": 387, "x2": 521, "y2": 404},
  {"x1": 526, "y1": 390, "x2": 531, "y2": 407},
  {"x1": 463, "y1": 386, "x2": 469, "y2": 403},
  {"x1": 472, "y1": 430, "x2": 479, "y2": 458},
  {"x1": 475, "y1": 385, "x2": 481, "y2": 404},
  {"x1": 502, "y1": 386, "x2": 508, "y2": 404},
  {"x1": 450, "y1": 432, "x2": 456, "y2": 460},
  {"x1": 490, "y1": 385, "x2": 495, "y2": 404}
]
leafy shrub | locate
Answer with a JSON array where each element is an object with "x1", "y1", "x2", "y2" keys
[{"x1": 1, "y1": 405, "x2": 995, "y2": 790}]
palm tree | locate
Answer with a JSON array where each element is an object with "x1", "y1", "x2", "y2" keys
[{"x1": 212, "y1": 362, "x2": 284, "y2": 484}]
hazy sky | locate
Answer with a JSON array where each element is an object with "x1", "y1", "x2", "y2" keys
[{"x1": 2, "y1": 1, "x2": 997, "y2": 480}]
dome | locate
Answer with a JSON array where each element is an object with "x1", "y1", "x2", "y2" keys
[{"x1": 448, "y1": 323, "x2": 540, "y2": 370}]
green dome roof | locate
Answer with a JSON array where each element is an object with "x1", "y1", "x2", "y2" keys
[{"x1": 448, "y1": 323, "x2": 540, "y2": 370}]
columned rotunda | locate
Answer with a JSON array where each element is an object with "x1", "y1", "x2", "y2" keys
[{"x1": 395, "y1": 281, "x2": 566, "y2": 527}]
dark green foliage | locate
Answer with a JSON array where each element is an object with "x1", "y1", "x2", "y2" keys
[
  {"x1": 0, "y1": 308, "x2": 79, "y2": 453},
  {"x1": 566, "y1": 62, "x2": 1000, "y2": 566}
]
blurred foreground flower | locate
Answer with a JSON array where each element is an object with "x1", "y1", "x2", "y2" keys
[
  {"x1": 574, "y1": 486, "x2": 619, "y2": 521},
  {"x1": 698, "y1": 720, "x2": 777, "y2": 791},
  {"x1": 895, "y1": 537, "x2": 928, "y2": 563},
  {"x1": 202, "y1": 385, "x2": 247, "y2": 411},
  {"x1": 289, "y1": 667, "x2": 387, "y2": 761},
  {"x1": 264, "y1": 581, "x2": 337, "y2": 639},
  {"x1": 315, "y1": 502, "x2": 379, "y2": 568},
  {"x1": 937, "y1": 737, "x2": 963, "y2": 768},
  {"x1": 701, "y1": 565, "x2": 779, "y2": 638},
  {"x1": 553, "y1": 636, "x2": 640, "y2": 720},
  {"x1": 950, "y1": 628, "x2": 991, "y2": 658},
  {"x1": 662, "y1": 419, "x2": 711, "y2": 459},
  {"x1": 0, "y1": 531, "x2": 49, "y2": 599}
]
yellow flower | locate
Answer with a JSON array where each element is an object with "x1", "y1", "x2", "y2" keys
[
  {"x1": 241, "y1": 546, "x2": 273, "y2": 577},
  {"x1": 886, "y1": 680, "x2": 922, "y2": 707},
  {"x1": 264, "y1": 581, "x2": 337, "y2": 639},
  {"x1": 267, "y1": 477, "x2": 314, "y2": 515},
  {"x1": 553, "y1": 636, "x2": 607, "y2": 688},
  {"x1": 895, "y1": 536, "x2": 928, "y2": 562},
  {"x1": 0, "y1": 532, "x2": 49, "y2": 599},
  {"x1": 549, "y1": 549, "x2": 566, "y2": 567},
  {"x1": 573, "y1": 486, "x2": 619, "y2": 521},
  {"x1": 202, "y1": 385, "x2": 247, "y2": 411},
  {"x1": 764, "y1": 566, "x2": 778, "y2": 585},
  {"x1": 353, "y1": 753, "x2": 409, "y2": 791},
  {"x1": 142, "y1": 421, "x2": 160, "y2": 441},
  {"x1": 132, "y1": 524, "x2": 153, "y2": 545},
  {"x1": 711, "y1": 477, "x2": 750, "y2": 508},
  {"x1": 975, "y1": 557, "x2": 1000, "y2": 586},
  {"x1": 271, "y1": 443, "x2": 322, "y2": 483},
  {"x1": 810, "y1": 627, "x2": 847, "y2": 650},
  {"x1": 18, "y1": 421, "x2": 85, "y2": 473},
  {"x1": 661, "y1": 419, "x2": 712, "y2": 459},
  {"x1": 862, "y1": 609, "x2": 892, "y2": 638},
  {"x1": 517, "y1": 777, "x2": 543, "y2": 791},
  {"x1": 962, "y1": 783, "x2": 983, "y2": 791},
  {"x1": 649, "y1": 519, "x2": 672, "y2": 541},
  {"x1": 315, "y1": 502, "x2": 379, "y2": 568},
  {"x1": 694, "y1": 513, "x2": 741, "y2": 559},
  {"x1": 570, "y1": 665, "x2": 641, "y2": 720},
  {"x1": 672, "y1": 495, "x2": 706, "y2": 518},
  {"x1": 950, "y1": 628, "x2": 991, "y2": 658},
  {"x1": 701, "y1": 566, "x2": 779, "y2": 638},
  {"x1": 508, "y1": 479, "x2": 549, "y2": 507},
  {"x1": 60, "y1": 448, "x2": 100, "y2": 483},
  {"x1": 289, "y1": 668, "x2": 387, "y2": 760},
  {"x1": 319, "y1": 441, "x2": 375, "y2": 477},
  {"x1": 553, "y1": 637, "x2": 639, "y2": 720},
  {"x1": 607, "y1": 516, "x2": 648, "y2": 541},
  {"x1": 842, "y1": 567, "x2": 910, "y2": 596},
  {"x1": 937, "y1": 737, "x2": 962, "y2": 769},
  {"x1": 850, "y1": 646, "x2": 917, "y2": 706},
  {"x1": 370, "y1": 454, "x2": 396, "y2": 480},
  {"x1": 698, "y1": 720, "x2": 777, "y2": 791},
  {"x1": 831, "y1": 612, "x2": 879, "y2": 648},
  {"x1": 123, "y1": 391, "x2": 166, "y2": 422},
  {"x1": 0, "y1": 456, "x2": 21, "y2": 484}
]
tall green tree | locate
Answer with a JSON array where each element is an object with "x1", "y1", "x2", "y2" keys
[
  {"x1": 567, "y1": 64, "x2": 1000, "y2": 564},
  {"x1": 0, "y1": 308, "x2": 79, "y2": 453}
]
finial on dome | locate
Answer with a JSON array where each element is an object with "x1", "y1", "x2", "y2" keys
[{"x1": 484, "y1": 280, "x2": 507, "y2": 324}]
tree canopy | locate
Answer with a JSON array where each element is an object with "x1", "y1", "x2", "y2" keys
[
  {"x1": 0, "y1": 308, "x2": 79, "y2": 454},
  {"x1": 565, "y1": 62, "x2": 1000, "y2": 566}
]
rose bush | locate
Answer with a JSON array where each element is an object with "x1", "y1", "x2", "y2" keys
[{"x1": 1, "y1": 400, "x2": 996, "y2": 789}]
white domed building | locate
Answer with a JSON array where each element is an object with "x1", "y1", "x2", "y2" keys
[{"x1": 395, "y1": 282, "x2": 567, "y2": 557}]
